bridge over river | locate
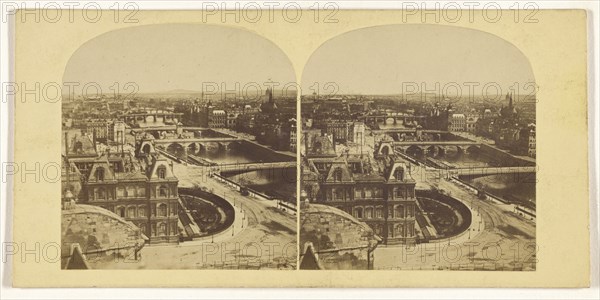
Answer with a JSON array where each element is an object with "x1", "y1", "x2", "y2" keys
[
  {"x1": 217, "y1": 161, "x2": 297, "y2": 174},
  {"x1": 154, "y1": 137, "x2": 242, "y2": 147},
  {"x1": 450, "y1": 166, "x2": 537, "y2": 177},
  {"x1": 377, "y1": 140, "x2": 481, "y2": 156}
]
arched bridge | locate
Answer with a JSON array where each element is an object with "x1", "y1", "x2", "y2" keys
[
  {"x1": 133, "y1": 126, "x2": 212, "y2": 133},
  {"x1": 377, "y1": 141, "x2": 482, "y2": 157},
  {"x1": 155, "y1": 137, "x2": 241, "y2": 146},
  {"x1": 132, "y1": 127, "x2": 234, "y2": 140},
  {"x1": 140, "y1": 137, "x2": 243, "y2": 157},
  {"x1": 156, "y1": 137, "x2": 243, "y2": 153},
  {"x1": 120, "y1": 111, "x2": 183, "y2": 124},
  {"x1": 361, "y1": 113, "x2": 428, "y2": 125}
]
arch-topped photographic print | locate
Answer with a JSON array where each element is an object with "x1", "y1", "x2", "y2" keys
[
  {"x1": 7, "y1": 7, "x2": 592, "y2": 291},
  {"x1": 300, "y1": 24, "x2": 537, "y2": 271},
  {"x1": 60, "y1": 24, "x2": 298, "y2": 270}
]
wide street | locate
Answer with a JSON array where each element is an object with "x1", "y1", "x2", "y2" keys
[
  {"x1": 99, "y1": 159, "x2": 297, "y2": 270},
  {"x1": 374, "y1": 164, "x2": 536, "y2": 271}
]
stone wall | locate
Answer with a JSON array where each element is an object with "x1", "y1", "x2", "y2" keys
[
  {"x1": 62, "y1": 204, "x2": 146, "y2": 269},
  {"x1": 300, "y1": 203, "x2": 378, "y2": 270}
]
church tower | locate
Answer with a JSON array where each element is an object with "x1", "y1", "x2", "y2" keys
[
  {"x1": 260, "y1": 88, "x2": 278, "y2": 114},
  {"x1": 266, "y1": 88, "x2": 274, "y2": 104},
  {"x1": 507, "y1": 92, "x2": 514, "y2": 110}
]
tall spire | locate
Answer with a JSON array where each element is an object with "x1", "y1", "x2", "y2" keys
[{"x1": 266, "y1": 88, "x2": 273, "y2": 103}]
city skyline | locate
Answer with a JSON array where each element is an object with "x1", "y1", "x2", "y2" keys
[{"x1": 59, "y1": 22, "x2": 536, "y2": 272}]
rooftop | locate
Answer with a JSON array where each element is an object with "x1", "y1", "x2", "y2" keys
[
  {"x1": 62, "y1": 204, "x2": 147, "y2": 269},
  {"x1": 300, "y1": 202, "x2": 381, "y2": 253}
]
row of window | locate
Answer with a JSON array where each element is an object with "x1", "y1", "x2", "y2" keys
[
  {"x1": 90, "y1": 185, "x2": 176, "y2": 201},
  {"x1": 114, "y1": 202, "x2": 178, "y2": 219},
  {"x1": 326, "y1": 187, "x2": 415, "y2": 201},
  {"x1": 353, "y1": 204, "x2": 415, "y2": 220},
  {"x1": 116, "y1": 185, "x2": 147, "y2": 198},
  {"x1": 353, "y1": 187, "x2": 383, "y2": 199}
]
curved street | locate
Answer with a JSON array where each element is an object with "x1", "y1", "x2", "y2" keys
[
  {"x1": 106, "y1": 160, "x2": 297, "y2": 270},
  {"x1": 374, "y1": 166, "x2": 536, "y2": 271}
]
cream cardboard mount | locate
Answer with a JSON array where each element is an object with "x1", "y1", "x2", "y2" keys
[{"x1": 10, "y1": 9, "x2": 590, "y2": 287}]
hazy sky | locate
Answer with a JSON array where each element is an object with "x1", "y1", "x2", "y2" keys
[
  {"x1": 301, "y1": 24, "x2": 536, "y2": 96},
  {"x1": 63, "y1": 24, "x2": 296, "y2": 96}
]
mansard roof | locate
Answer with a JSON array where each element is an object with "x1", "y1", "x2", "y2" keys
[
  {"x1": 86, "y1": 155, "x2": 116, "y2": 182},
  {"x1": 324, "y1": 159, "x2": 354, "y2": 183},
  {"x1": 146, "y1": 156, "x2": 177, "y2": 181},
  {"x1": 305, "y1": 150, "x2": 418, "y2": 184},
  {"x1": 385, "y1": 162, "x2": 409, "y2": 182},
  {"x1": 379, "y1": 156, "x2": 414, "y2": 183}
]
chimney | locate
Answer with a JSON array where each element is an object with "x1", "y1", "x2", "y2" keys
[
  {"x1": 92, "y1": 129, "x2": 97, "y2": 150},
  {"x1": 304, "y1": 131, "x2": 308, "y2": 156},
  {"x1": 64, "y1": 131, "x2": 69, "y2": 155},
  {"x1": 300, "y1": 199, "x2": 310, "y2": 210},
  {"x1": 118, "y1": 130, "x2": 124, "y2": 157}
]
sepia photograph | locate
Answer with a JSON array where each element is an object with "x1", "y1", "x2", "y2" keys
[
  {"x1": 60, "y1": 24, "x2": 298, "y2": 270},
  {"x1": 299, "y1": 25, "x2": 537, "y2": 271},
  {"x1": 4, "y1": 3, "x2": 594, "y2": 292}
]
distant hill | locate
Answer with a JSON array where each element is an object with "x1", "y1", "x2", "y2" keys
[
  {"x1": 154, "y1": 89, "x2": 204, "y2": 95},
  {"x1": 64, "y1": 87, "x2": 297, "y2": 101},
  {"x1": 137, "y1": 88, "x2": 296, "y2": 100},
  {"x1": 301, "y1": 93, "x2": 536, "y2": 103},
  {"x1": 137, "y1": 89, "x2": 205, "y2": 99}
]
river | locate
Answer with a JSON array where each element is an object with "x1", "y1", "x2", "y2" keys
[
  {"x1": 461, "y1": 173, "x2": 536, "y2": 208},
  {"x1": 166, "y1": 140, "x2": 297, "y2": 203}
]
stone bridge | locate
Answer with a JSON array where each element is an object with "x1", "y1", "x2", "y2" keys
[
  {"x1": 377, "y1": 141, "x2": 481, "y2": 157},
  {"x1": 121, "y1": 111, "x2": 183, "y2": 124},
  {"x1": 156, "y1": 137, "x2": 242, "y2": 152},
  {"x1": 133, "y1": 126, "x2": 211, "y2": 132},
  {"x1": 132, "y1": 127, "x2": 231, "y2": 139},
  {"x1": 373, "y1": 128, "x2": 453, "y2": 143},
  {"x1": 361, "y1": 113, "x2": 428, "y2": 125},
  {"x1": 139, "y1": 137, "x2": 243, "y2": 157}
]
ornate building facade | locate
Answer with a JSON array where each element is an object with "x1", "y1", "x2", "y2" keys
[
  {"x1": 63, "y1": 131, "x2": 180, "y2": 244},
  {"x1": 80, "y1": 155, "x2": 180, "y2": 244},
  {"x1": 302, "y1": 136, "x2": 418, "y2": 245}
]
